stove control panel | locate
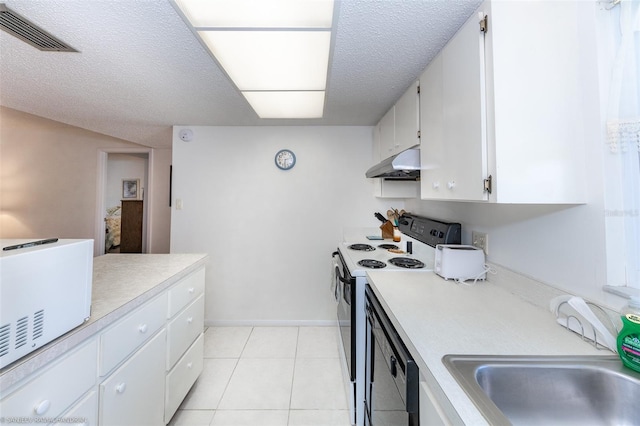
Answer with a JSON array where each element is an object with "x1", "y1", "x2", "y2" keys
[{"x1": 398, "y1": 214, "x2": 461, "y2": 248}]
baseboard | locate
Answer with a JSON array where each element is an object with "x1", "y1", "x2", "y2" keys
[{"x1": 204, "y1": 319, "x2": 338, "y2": 327}]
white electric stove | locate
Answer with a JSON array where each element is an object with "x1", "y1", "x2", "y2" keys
[{"x1": 332, "y1": 214, "x2": 461, "y2": 425}]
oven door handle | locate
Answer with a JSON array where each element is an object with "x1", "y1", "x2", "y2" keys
[{"x1": 337, "y1": 274, "x2": 352, "y2": 284}]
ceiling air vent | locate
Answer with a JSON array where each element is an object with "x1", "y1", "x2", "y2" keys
[{"x1": 0, "y1": 3, "x2": 77, "y2": 52}]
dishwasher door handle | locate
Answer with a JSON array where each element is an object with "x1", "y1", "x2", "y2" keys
[{"x1": 390, "y1": 355, "x2": 398, "y2": 377}]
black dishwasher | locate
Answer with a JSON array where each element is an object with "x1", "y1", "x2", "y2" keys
[{"x1": 364, "y1": 285, "x2": 419, "y2": 426}]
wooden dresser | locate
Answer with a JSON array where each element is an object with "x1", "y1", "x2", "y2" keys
[{"x1": 120, "y1": 200, "x2": 143, "y2": 253}]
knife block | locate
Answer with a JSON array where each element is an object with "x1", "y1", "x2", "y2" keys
[{"x1": 380, "y1": 221, "x2": 394, "y2": 239}]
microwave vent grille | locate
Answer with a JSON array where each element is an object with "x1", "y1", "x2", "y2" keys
[
  {"x1": 15, "y1": 316, "x2": 28, "y2": 349},
  {"x1": 33, "y1": 309, "x2": 44, "y2": 340},
  {"x1": 0, "y1": 323, "x2": 9, "y2": 358}
]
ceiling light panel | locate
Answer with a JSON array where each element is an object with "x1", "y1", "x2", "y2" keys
[
  {"x1": 242, "y1": 91, "x2": 325, "y2": 119},
  {"x1": 199, "y1": 30, "x2": 330, "y2": 91},
  {"x1": 175, "y1": 0, "x2": 334, "y2": 29}
]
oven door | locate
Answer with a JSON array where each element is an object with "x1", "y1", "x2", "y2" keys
[
  {"x1": 333, "y1": 250, "x2": 357, "y2": 424},
  {"x1": 334, "y1": 250, "x2": 356, "y2": 380}
]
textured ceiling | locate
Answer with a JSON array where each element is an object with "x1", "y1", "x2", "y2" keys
[{"x1": 0, "y1": 0, "x2": 481, "y2": 148}]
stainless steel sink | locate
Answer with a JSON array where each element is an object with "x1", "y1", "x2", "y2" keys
[{"x1": 442, "y1": 355, "x2": 640, "y2": 425}]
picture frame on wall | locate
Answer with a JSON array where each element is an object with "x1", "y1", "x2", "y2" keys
[{"x1": 122, "y1": 178, "x2": 140, "y2": 200}]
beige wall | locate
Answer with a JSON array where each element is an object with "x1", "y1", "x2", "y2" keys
[{"x1": 0, "y1": 107, "x2": 171, "y2": 253}]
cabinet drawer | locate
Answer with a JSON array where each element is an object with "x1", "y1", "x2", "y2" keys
[
  {"x1": 168, "y1": 267, "x2": 205, "y2": 318},
  {"x1": 165, "y1": 333, "x2": 204, "y2": 423},
  {"x1": 99, "y1": 293, "x2": 167, "y2": 376},
  {"x1": 0, "y1": 339, "x2": 97, "y2": 421},
  {"x1": 54, "y1": 390, "x2": 97, "y2": 426},
  {"x1": 167, "y1": 294, "x2": 204, "y2": 369},
  {"x1": 99, "y1": 329, "x2": 166, "y2": 426}
]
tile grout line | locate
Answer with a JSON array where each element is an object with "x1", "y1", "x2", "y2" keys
[
  {"x1": 209, "y1": 326, "x2": 254, "y2": 425},
  {"x1": 286, "y1": 326, "x2": 301, "y2": 425}
]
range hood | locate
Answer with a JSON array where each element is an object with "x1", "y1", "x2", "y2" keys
[{"x1": 365, "y1": 148, "x2": 420, "y2": 179}]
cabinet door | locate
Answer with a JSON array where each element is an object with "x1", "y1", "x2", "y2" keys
[
  {"x1": 395, "y1": 80, "x2": 420, "y2": 153},
  {"x1": 378, "y1": 106, "x2": 395, "y2": 160},
  {"x1": 100, "y1": 329, "x2": 166, "y2": 426},
  {"x1": 419, "y1": 52, "x2": 445, "y2": 199},
  {"x1": 421, "y1": 11, "x2": 488, "y2": 201},
  {"x1": 167, "y1": 294, "x2": 204, "y2": 369},
  {"x1": 372, "y1": 122, "x2": 382, "y2": 163},
  {"x1": 487, "y1": 1, "x2": 586, "y2": 203},
  {"x1": 419, "y1": 381, "x2": 447, "y2": 426},
  {"x1": 0, "y1": 340, "x2": 97, "y2": 422},
  {"x1": 54, "y1": 390, "x2": 98, "y2": 426},
  {"x1": 165, "y1": 334, "x2": 204, "y2": 423}
]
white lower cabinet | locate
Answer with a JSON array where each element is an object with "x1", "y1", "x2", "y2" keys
[
  {"x1": 419, "y1": 377, "x2": 450, "y2": 426},
  {"x1": 0, "y1": 266, "x2": 205, "y2": 426},
  {"x1": 164, "y1": 282, "x2": 205, "y2": 423},
  {"x1": 99, "y1": 329, "x2": 166, "y2": 426},
  {"x1": 164, "y1": 334, "x2": 204, "y2": 421},
  {"x1": 54, "y1": 390, "x2": 98, "y2": 426},
  {"x1": 99, "y1": 293, "x2": 167, "y2": 376},
  {"x1": 0, "y1": 339, "x2": 98, "y2": 423},
  {"x1": 166, "y1": 294, "x2": 204, "y2": 369}
]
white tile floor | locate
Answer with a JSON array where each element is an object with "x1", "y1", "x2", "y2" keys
[{"x1": 168, "y1": 326, "x2": 351, "y2": 426}]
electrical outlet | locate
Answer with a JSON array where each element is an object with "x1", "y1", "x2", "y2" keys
[{"x1": 472, "y1": 231, "x2": 489, "y2": 255}]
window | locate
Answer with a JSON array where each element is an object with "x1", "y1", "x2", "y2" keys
[{"x1": 600, "y1": 0, "x2": 640, "y2": 293}]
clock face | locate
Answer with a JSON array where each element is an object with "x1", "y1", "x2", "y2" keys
[{"x1": 275, "y1": 149, "x2": 296, "y2": 170}]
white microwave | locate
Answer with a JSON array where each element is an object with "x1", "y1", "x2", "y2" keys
[{"x1": 0, "y1": 239, "x2": 93, "y2": 369}]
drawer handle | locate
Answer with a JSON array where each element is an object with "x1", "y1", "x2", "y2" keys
[
  {"x1": 138, "y1": 324, "x2": 148, "y2": 334},
  {"x1": 34, "y1": 399, "x2": 50, "y2": 415},
  {"x1": 187, "y1": 362, "x2": 193, "y2": 369},
  {"x1": 116, "y1": 382, "x2": 127, "y2": 394},
  {"x1": 447, "y1": 181, "x2": 456, "y2": 190},
  {"x1": 188, "y1": 287, "x2": 195, "y2": 294},
  {"x1": 187, "y1": 316, "x2": 193, "y2": 324}
]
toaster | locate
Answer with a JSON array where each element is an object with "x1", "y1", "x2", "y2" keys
[{"x1": 434, "y1": 244, "x2": 486, "y2": 281}]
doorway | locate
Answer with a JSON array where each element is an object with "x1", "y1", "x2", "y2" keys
[{"x1": 95, "y1": 148, "x2": 154, "y2": 257}]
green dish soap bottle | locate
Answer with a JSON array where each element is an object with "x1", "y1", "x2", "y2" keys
[{"x1": 618, "y1": 297, "x2": 640, "y2": 373}]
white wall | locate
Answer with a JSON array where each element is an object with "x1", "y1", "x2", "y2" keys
[
  {"x1": 106, "y1": 153, "x2": 148, "y2": 209},
  {"x1": 170, "y1": 126, "x2": 403, "y2": 325}
]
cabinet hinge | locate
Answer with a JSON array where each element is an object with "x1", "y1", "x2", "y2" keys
[
  {"x1": 417, "y1": 85, "x2": 420, "y2": 95},
  {"x1": 483, "y1": 175, "x2": 492, "y2": 194},
  {"x1": 479, "y1": 15, "x2": 488, "y2": 33},
  {"x1": 417, "y1": 130, "x2": 421, "y2": 139}
]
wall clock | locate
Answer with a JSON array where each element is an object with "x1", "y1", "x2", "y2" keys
[{"x1": 275, "y1": 149, "x2": 296, "y2": 170}]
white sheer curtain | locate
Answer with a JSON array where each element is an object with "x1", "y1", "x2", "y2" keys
[{"x1": 605, "y1": 0, "x2": 640, "y2": 289}]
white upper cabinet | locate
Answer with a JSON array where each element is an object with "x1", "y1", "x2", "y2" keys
[
  {"x1": 420, "y1": 11, "x2": 487, "y2": 201},
  {"x1": 376, "y1": 80, "x2": 420, "y2": 162},
  {"x1": 377, "y1": 106, "x2": 396, "y2": 161},
  {"x1": 394, "y1": 79, "x2": 421, "y2": 154},
  {"x1": 420, "y1": 0, "x2": 587, "y2": 203}
]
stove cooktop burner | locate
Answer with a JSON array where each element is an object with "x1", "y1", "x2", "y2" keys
[
  {"x1": 348, "y1": 244, "x2": 375, "y2": 252},
  {"x1": 357, "y1": 259, "x2": 387, "y2": 269},
  {"x1": 388, "y1": 257, "x2": 425, "y2": 269},
  {"x1": 377, "y1": 244, "x2": 399, "y2": 250}
]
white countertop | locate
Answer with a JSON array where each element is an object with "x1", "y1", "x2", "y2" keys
[
  {"x1": 366, "y1": 269, "x2": 609, "y2": 425},
  {"x1": 0, "y1": 253, "x2": 208, "y2": 394}
]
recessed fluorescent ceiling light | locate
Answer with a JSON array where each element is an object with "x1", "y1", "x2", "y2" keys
[
  {"x1": 199, "y1": 31, "x2": 330, "y2": 91},
  {"x1": 175, "y1": 0, "x2": 333, "y2": 28},
  {"x1": 243, "y1": 91, "x2": 325, "y2": 119},
  {"x1": 175, "y1": 0, "x2": 334, "y2": 119}
]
